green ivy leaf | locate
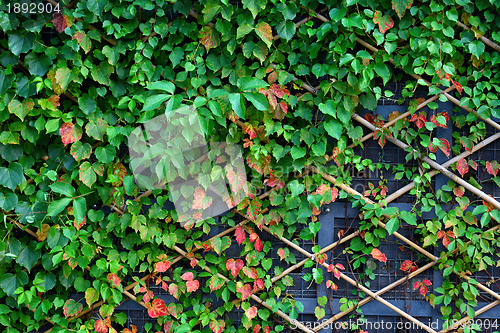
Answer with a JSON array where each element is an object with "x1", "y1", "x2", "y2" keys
[
  {"x1": 392, "y1": 0, "x2": 413, "y2": 19},
  {"x1": 237, "y1": 77, "x2": 269, "y2": 91},
  {"x1": 228, "y1": 93, "x2": 246, "y2": 119},
  {"x1": 47, "y1": 198, "x2": 72, "y2": 217},
  {"x1": 243, "y1": 92, "x2": 269, "y2": 111},
  {"x1": 73, "y1": 197, "x2": 86, "y2": 223},
  {"x1": 63, "y1": 299, "x2": 83, "y2": 318},
  {"x1": 0, "y1": 192, "x2": 18, "y2": 211},
  {"x1": 49, "y1": 182, "x2": 76, "y2": 198},
  {"x1": 8, "y1": 33, "x2": 35, "y2": 56},
  {"x1": 95, "y1": 146, "x2": 116, "y2": 164},
  {"x1": 142, "y1": 94, "x2": 171, "y2": 111},
  {"x1": 79, "y1": 161, "x2": 97, "y2": 188},
  {"x1": 385, "y1": 217, "x2": 399, "y2": 234},
  {"x1": 324, "y1": 118, "x2": 342, "y2": 140},
  {"x1": 24, "y1": 52, "x2": 51, "y2": 76},
  {"x1": 8, "y1": 98, "x2": 34, "y2": 121},
  {"x1": 16, "y1": 244, "x2": 40, "y2": 272},
  {"x1": 0, "y1": 162, "x2": 24, "y2": 191},
  {"x1": 70, "y1": 142, "x2": 92, "y2": 162},
  {"x1": 241, "y1": 0, "x2": 267, "y2": 19},
  {"x1": 91, "y1": 62, "x2": 114, "y2": 85},
  {"x1": 85, "y1": 118, "x2": 108, "y2": 141},
  {"x1": 276, "y1": 21, "x2": 296, "y2": 41}
]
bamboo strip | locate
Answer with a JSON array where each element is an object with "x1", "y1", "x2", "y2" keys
[
  {"x1": 314, "y1": 260, "x2": 437, "y2": 331},
  {"x1": 171, "y1": 245, "x2": 316, "y2": 333},
  {"x1": 261, "y1": 226, "x2": 439, "y2": 333}
]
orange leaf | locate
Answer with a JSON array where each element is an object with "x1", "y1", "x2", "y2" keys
[
  {"x1": 245, "y1": 306, "x2": 258, "y2": 320},
  {"x1": 181, "y1": 272, "x2": 194, "y2": 281},
  {"x1": 186, "y1": 280, "x2": 199, "y2": 292},
  {"x1": 155, "y1": 260, "x2": 171, "y2": 273},
  {"x1": 59, "y1": 122, "x2": 82, "y2": 145},
  {"x1": 107, "y1": 273, "x2": 121, "y2": 288},
  {"x1": 95, "y1": 319, "x2": 108, "y2": 333},
  {"x1": 370, "y1": 248, "x2": 387, "y2": 263}
]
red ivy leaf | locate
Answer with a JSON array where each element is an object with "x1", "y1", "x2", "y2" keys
[
  {"x1": 235, "y1": 226, "x2": 246, "y2": 245},
  {"x1": 181, "y1": 272, "x2": 194, "y2": 281},
  {"x1": 243, "y1": 267, "x2": 259, "y2": 280},
  {"x1": 237, "y1": 284, "x2": 253, "y2": 300},
  {"x1": 245, "y1": 306, "x2": 258, "y2": 320},
  {"x1": 227, "y1": 169, "x2": 247, "y2": 193},
  {"x1": 400, "y1": 260, "x2": 414, "y2": 272},
  {"x1": 486, "y1": 161, "x2": 499, "y2": 176},
  {"x1": 253, "y1": 278, "x2": 264, "y2": 292},
  {"x1": 209, "y1": 274, "x2": 225, "y2": 292},
  {"x1": 192, "y1": 187, "x2": 212, "y2": 209},
  {"x1": 370, "y1": 248, "x2": 388, "y2": 263},
  {"x1": 186, "y1": 280, "x2": 199, "y2": 292},
  {"x1": 59, "y1": 122, "x2": 82, "y2": 145},
  {"x1": 243, "y1": 123, "x2": 257, "y2": 139},
  {"x1": 254, "y1": 237, "x2": 263, "y2": 252},
  {"x1": 452, "y1": 80, "x2": 463, "y2": 94},
  {"x1": 453, "y1": 186, "x2": 465, "y2": 198},
  {"x1": 147, "y1": 298, "x2": 168, "y2": 318},
  {"x1": 143, "y1": 290, "x2": 154, "y2": 303},
  {"x1": 373, "y1": 11, "x2": 394, "y2": 34},
  {"x1": 226, "y1": 259, "x2": 244, "y2": 278},
  {"x1": 210, "y1": 320, "x2": 225, "y2": 333},
  {"x1": 95, "y1": 319, "x2": 108, "y2": 333},
  {"x1": 456, "y1": 159, "x2": 469, "y2": 177},
  {"x1": 107, "y1": 273, "x2": 121, "y2": 288},
  {"x1": 277, "y1": 248, "x2": 286, "y2": 261},
  {"x1": 199, "y1": 26, "x2": 219, "y2": 52},
  {"x1": 155, "y1": 260, "x2": 171, "y2": 273},
  {"x1": 439, "y1": 138, "x2": 451, "y2": 157},
  {"x1": 253, "y1": 324, "x2": 262, "y2": 333},
  {"x1": 422, "y1": 279, "x2": 432, "y2": 286},
  {"x1": 168, "y1": 283, "x2": 180, "y2": 299},
  {"x1": 52, "y1": 13, "x2": 69, "y2": 33},
  {"x1": 122, "y1": 325, "x2": 137, "y2": 333}
]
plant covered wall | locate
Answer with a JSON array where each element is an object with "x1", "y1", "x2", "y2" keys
[{"x1": 1, "y1": 0, "x2": 500, "y2": 332}]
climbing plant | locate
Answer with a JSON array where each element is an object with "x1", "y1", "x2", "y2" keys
[{"x1": 1, "y1": 0, "x2": 500, "y2": 333}]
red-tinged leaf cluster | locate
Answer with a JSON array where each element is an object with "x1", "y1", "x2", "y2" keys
[
  {"x1": 373, "y1": 10, "x2": 394, "y2": 34},
  {"x1": 316, "y1": 253, "x2": 327, "y2": 265},
  {"x1": 249, "y1": 232, "x2": 264, "y2": 252},
  {"x1": 400, "y1": 260, "x2": 417, "y2": 273},
  {"x1": 428, "y1": 138, "x2": 451, "y2": 157},
  {"x1": 243, "y1": 266, "x2": 259, "y2": 280},
  {"x1": 413, "y1": 279, "x2": 432, "y2": 296},
  {"x1": 456, "y1": 159, "x2": 469, "y2": 177},
  {"x1": 226, "y1": 258, "x2": 244, "y2": 278},
  {"x1": 374, "y1": 128, "x2": 390, "y2": 148},
  {"x1": 107, "y1": 273, "x2": 121, "y2": 288},
  {"x1": 122, "y1": 325, "x2": 137, "y2": 333},
  {"x1": 199, "y1": 26, "x2": 219, "y2": 52},
  {"x1": 328, "y1": 263, "x2": 345, "y2": 279},
  {"x1": 95, "y1": 319, "x2": 109, "y2": 333},
  {"x1": 486, "y1": 161, "x2": 500, "y2": 176},
  {"x1": 192, "y1": 187, "x2": 213, "y2": 209},
  {"x1": 364, "y1": 182, "x2": 389, "y2": 198},
  {"x1": 235, "y1": 226, "x2": 246, "y2": 244},
  {"x1": 326, "y1": 280, "x2": 338, "y2": 291},
  {"x1": 370, "y1": 248, "x2": 388, "y2": 263},
  {"x1": 259, "y1": 84, "x2": 290, "y2": 119},
  {"x1": 210, "y1": 320, "x2": 226, "y2": 333},
  {"x1": 155, "y1": 260, "x2": 171, "y2": 273},
  {"x1": 364, "y1": 113, "x2": 385, "y2": 127},
  {"x1": 243, "y1": 122, "x2": 258, "y2": 139},
  {"x1": 143, "y1": 290, "x2": 154, "y2": 303},
  {"x1": 430, "y1": 112, "x2": 449, "y2": 128},
  {"x1": 59, "y1": 122, "x2": 82, "y2": 145},
  {"x1": 453, "y1": 186, "x2": 465, "y2": 198},
  {"x1": 147, "y1": 298, "x2": 168, "y2": 318},
  {"x1": 237, "y1": 283, "x2": 253, "y2": 300},
  {"x1": 277, "y1": 248, "x2": 286, "y2": 261},
  {"x1": 452, "y1": 80, "x2": 463, "y2": 93},
  {"x1": 437, "y1": 230, "x2": 455, "y2": 248},
  {"x1": 410, "y1": 111, "x2": 427, "y2": 129}
]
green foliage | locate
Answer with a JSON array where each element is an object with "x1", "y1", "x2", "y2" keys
[{"x1": 1, "y1": 0, "x2": 500, "y2": 333}]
